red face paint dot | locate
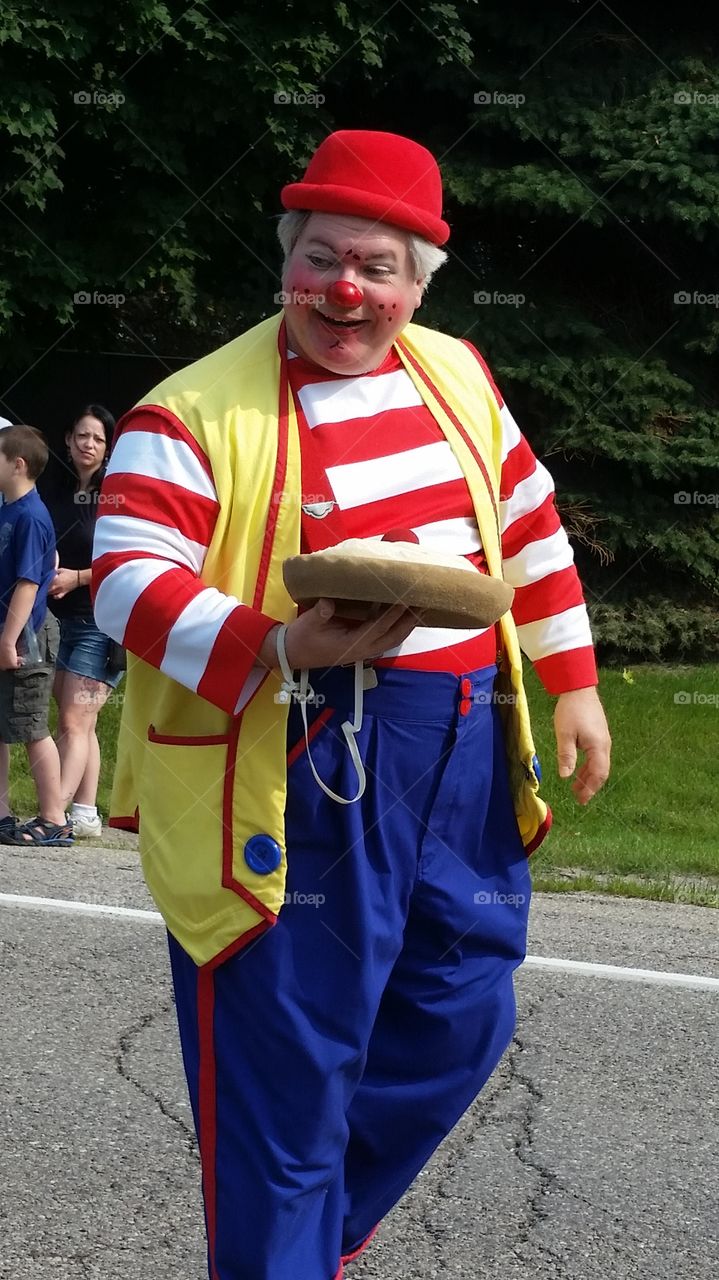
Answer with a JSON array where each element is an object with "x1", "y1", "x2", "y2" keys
[
  {"x1": 391, "y1": 303, "x2": 397, "y2": 310},
  {"x1": 378, "y1": 304, "x2": 385, "y2": 310},
  {"x1": 288, "y1": 283, "x2": 314, "y2": 303}
]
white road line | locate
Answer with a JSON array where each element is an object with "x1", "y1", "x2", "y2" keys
[
  {"x1": 0, "y1": 892, "x2": 717, "y2": 991},
  {"x1": 0, "y1": 892, "x2": 162, "y2": 923},
  {"x1": 524, "y1": 955, "x2": 719, "y2": 992}
]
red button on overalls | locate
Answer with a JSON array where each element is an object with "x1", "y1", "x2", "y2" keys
[
  {"x1": 460, "y1": 678, "x2": 472, "y2": 697},
  {"x1": 459, "y1": 698, "x2": 472, "y2": 716}
]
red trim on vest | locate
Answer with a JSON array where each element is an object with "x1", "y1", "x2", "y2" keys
[
  {"x1": 108, "y1": 812, "x2": 139, "y2": 833},
  {"x1": 205, "y1": 919, "x2": 274, "y2": 972},
  {"x1": 279, "y1": 322, "x2": 350, "y2": 554},
  {"x1": 148, "y1": 726, "x2": 231, "y2": 747},
  {"x1": 525, "y1": 805, "x2": 552, "y2": 856},
  {"x1": 221, "y1": 715, "x2": 279, "y2": 925},
  {"x1": 193, "y1": 326, "x2": 287, "y2": 944},
  {"x1": 253, "y1": 335, "x2": 290, "y2": 609},
  {"x1": 460, "y1": 339, "x2": 505, "y2": 407},
  {"x1": 197, "y1": 966, "x2": 219, "y2": 1280},
  {"x1": 287, "y1": 707, "x2": 334, "y2": 767}
]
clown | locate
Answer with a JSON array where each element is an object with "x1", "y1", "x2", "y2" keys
[{"x1": 93, "y1": 130, "x2": 610, "y2": 1280}]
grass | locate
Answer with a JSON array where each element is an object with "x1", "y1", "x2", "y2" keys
[
  {"x1": 8, "y1": 664, "x2": 719, "y2": 905},
  {"x1": 8, "y1": 692, "x2": 122, "y2": 819},
  {"x1": 528, "y1": 874, "x2": 718, "y2": 908},
  {"x1": 524, "y1": 662, "x2": 719, "y2": 905}
]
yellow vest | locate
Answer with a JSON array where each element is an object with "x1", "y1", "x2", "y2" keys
[{"x1": 110, "y1": 314, "x2": 548, "y2": 966}]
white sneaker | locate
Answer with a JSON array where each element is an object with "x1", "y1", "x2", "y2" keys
[{"x1": 71, "y1": 813, "x2": 103, "y2": 839}]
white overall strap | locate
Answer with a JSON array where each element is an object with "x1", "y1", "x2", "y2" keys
[{"x1": 276, "y1": 626, "x2": 366, "y2": 805}]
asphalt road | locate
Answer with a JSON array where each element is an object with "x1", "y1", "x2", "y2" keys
[{"x1": 0, "y1": 844, "x2": 717, "y2": 1280}]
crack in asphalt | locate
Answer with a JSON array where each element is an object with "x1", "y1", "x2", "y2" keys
[
  {"x1": 505, "y1": 992, "x2": 655, "y2": 1271},
  {"x1": 506, "y1": 996, "x2": 565, "y2": 1258},
  {"x1": 357, "y1": 995, "x2": 554, "y2": 1277},
  {"x1": 470, "y1": 992, "x2": 587, "y2": 1280},
  {"x1": 114, "y1": 1002, "x2": 199, "y2": 1159}
]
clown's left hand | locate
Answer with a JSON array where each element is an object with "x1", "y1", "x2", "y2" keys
[{"x1": 553, "y1": 687, "x2": 611, "y2": 805}]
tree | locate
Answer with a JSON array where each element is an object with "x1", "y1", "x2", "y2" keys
[{"x1": 1, "y1": 0, "x2": 717, "y2": 660}]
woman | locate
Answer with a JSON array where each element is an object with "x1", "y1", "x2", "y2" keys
[{"x1": 44, "y1": 404, "x2": 123, "y2": 838}]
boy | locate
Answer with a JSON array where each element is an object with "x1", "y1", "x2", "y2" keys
[{"x1": 0, "y1": 425, "x2": 72, "y2": 846}]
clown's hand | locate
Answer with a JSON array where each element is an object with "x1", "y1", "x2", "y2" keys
[
  {"x1": 553, "y1": 687, "x2": 611, "y2": 805},
  {"x1": 257, "y1": 599, "x2": 417, "y2": 672}
]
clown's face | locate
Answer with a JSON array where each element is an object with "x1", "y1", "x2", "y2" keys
[{"x1": 281, "y1": 213, "x2": 424, "y2": 375}]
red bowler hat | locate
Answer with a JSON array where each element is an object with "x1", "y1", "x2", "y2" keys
[{"x1": 281, "y1": 130, "x2": 450, "y2": 245}]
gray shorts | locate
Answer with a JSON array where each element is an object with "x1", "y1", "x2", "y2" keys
[{"x1": 0, "y1": 614, "x2": 60, "y2": 743}]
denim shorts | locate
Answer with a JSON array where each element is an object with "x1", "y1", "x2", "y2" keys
[{"x1": 56, "y1": 615, "x2": 124, "y2": 689}]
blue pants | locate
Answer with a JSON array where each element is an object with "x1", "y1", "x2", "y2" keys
[{"x1": 169, "y1": 664, "x2": 532, "y2": 1280}]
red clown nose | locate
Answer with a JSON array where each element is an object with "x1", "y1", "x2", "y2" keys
[{"x1": 326, "y1": 279, "x2": 363, "y2": 309}]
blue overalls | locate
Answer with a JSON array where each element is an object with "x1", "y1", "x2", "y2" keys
[{"x1": 168, "y1": 661, "x2": 532, "y2": 1280}]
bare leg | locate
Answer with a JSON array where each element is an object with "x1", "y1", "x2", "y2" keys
[
  {"x1": 74, "y1": 731, "x2": 101, "y2": 806},
  {"x1": 26, "y1": 736, "x2": 66, "y2": 825},
  {"x1": 55, "y1": 673, "x2": 110, "y2": 809}
]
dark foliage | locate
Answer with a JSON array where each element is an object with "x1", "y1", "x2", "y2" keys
[{"x1": 1, "y1": 2, "x2": 717, "y2": 659}]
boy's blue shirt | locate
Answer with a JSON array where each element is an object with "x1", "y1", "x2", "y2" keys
[{"x1": 0, "y1": 488, "x2": 57, "y2": 634}]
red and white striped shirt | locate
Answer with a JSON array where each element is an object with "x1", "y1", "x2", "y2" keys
[
  {"x1": 93, "y1": 341, "x2": 596, "y2": 718},
  {"x1": 287, "y1": 341, "x2": 596, "y2": 690}
]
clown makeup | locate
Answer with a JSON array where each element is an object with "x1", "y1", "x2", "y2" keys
[{"x1": 281, "y1": 212, "x2": 424, "y2": 375}]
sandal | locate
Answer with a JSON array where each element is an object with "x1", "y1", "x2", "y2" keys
[
  {"x1": 0, "y1": 815, "x2": 17, "y2": 836},
  {"x1": 0, "y1": 816, "x2": 74, "y2": 846}
]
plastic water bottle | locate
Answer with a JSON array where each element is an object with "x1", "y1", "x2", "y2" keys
[{"x1": 20, "y1": 622, "x2": 41, "y2": 664}]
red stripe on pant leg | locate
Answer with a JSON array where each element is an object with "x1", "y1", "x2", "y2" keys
[
  {"x1": 198, "y1": 967, "x2": 219, "y2": 1280},
  {"x1": 341, "y1": 1223, "x2": 379, "y2": 1265}
]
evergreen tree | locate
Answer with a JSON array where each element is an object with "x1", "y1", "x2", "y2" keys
[{"x1": 1, "y1": 1, "x2": 717, "y2": 659}]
